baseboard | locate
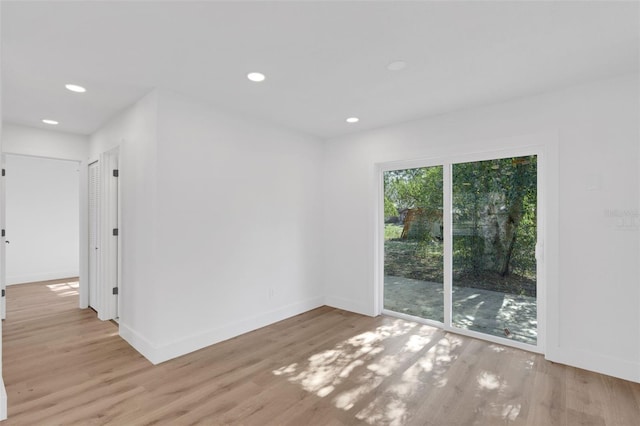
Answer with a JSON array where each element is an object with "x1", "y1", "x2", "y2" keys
[
  {"x1": 0, "y1": 376, "x2": 7, "y2": 421},
  {"x1": 7, "y1": 271, "x2": 79, "y2": 285},
  {"x1": 546, "y1": 345, "x2": 640, "y2": 383},
  {"x1": 325, "y1": 295, "x2": 375, "y2": 317},
  {"x1": 119, "y1": 323, "x2": 159, "y2": 364},
  {"x1": 120, "y1": 296, "x2": 325, "y2": 365}
]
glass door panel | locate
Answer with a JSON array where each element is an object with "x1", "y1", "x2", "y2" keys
[
  {"x1": 383, "y1": 166, "x2": 444, "y2": 322},
  {"x1": 451, "y1": 155, "x2": 537, "y2": 344}
]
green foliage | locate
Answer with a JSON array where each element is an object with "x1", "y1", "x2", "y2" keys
[
  {"x1": 384, "y1": 155, "x2": 537, "y2": 284},
  {"x1": 384, "y1": 195, "x2": 399, "y2": 219},
  {"x1": 384, "y1": 166, "x2": 444, "y2": 242},
  {"x1": 453, "y1": 235, "x2": 485, "y2": 274},
  {"x1": 452, "y1": 155, "x2": 537, "y2": 278},
  {"x1": 510, "y1": 190, "x2": 537, "y2": 278},
  {"x1": 384, "y1": 224, "x2": 403, "y2": 240},
  {"x1": 383, "y1": 166, "x2": 443, "y2": 215}
]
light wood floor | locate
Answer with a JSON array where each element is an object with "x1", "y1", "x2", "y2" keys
[{"x1": 2, "y1": 280, "x2": 640, "y2": 425}]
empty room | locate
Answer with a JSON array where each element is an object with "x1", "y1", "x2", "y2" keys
[{"x1": 0, "y1": 1, "x2": 639, "y2": 425}]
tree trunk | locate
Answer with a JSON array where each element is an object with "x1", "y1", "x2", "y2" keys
[
  {"x1": 498, "y1": 163, "x2": 528, "y2": 276},
  {"x1": 479, "y1": 162, "x2": 528, "y2": 276},
  {"x1": 499, "y1": 202, "x2": 523, "y2": 276}
]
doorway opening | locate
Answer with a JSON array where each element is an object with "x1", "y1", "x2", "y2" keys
[
  {"x1": 1, "y1": 154, "x2": 81, "y2": 319},
  {"x1": 0, "y1": 149, "x2": 120, "y2": 323}
]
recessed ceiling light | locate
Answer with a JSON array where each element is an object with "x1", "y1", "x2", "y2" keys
[
  {"x1": 247, "y1": 72, "x2": 266, "y2": 82},
  {"x1": 346, "y1": 117, "x2": 359, "y2": 123},
  {"x1": 42, "y1": 119, "x2": 59, "y2": 125},
  {"x1": 387, "y1": 60, "x2": 407, "y2": 71},
  {"x1": 65, "y1": 83, "x2": 86, "y2": 93}
]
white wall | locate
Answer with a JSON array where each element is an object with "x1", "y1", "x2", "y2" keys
[
  {"x1": 4, "y1": 155, "x2": 80, "y2": 284},
  {"x1": 322, "y1": 73, "x2": 640, "y2": 383},
  {"x1": 90, "y1": 89, "x2": 325, "y2": 363},
  {"x1": 89, "y1": 90, "x2": 159, "y2": 342},
  {"x1": 151, "y1": 90, "x2": 324, "y2": 361},
  {"x1": 2, "y1": 123, "x2": 88, "y2": 161}
]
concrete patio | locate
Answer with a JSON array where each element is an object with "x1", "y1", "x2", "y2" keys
[{"x1": 384, "y1": 275, "x2": 537, "y2": 345}]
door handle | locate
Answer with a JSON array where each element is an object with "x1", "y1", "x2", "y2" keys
[
  {"x1": 535, "y1": 242, "x2": 542, "y2": 261},
  {"x1": 4, "y1": 240, "x2": 9, "y2": 244}
]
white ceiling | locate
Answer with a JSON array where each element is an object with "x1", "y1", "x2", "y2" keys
[{"x1": 2, "y1": 1, "x2": 639, "y2": 138}]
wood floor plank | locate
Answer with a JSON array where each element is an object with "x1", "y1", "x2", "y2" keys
[{"x1": 2, "y1": 280, "x2": 640, "y2": 425}]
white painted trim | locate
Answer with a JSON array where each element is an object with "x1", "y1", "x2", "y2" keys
[
  {"x1": 373, "y1": 166, "x2": 383, "y2": 316},
  {"x1": 375, "y1": 131, "x2": 557, "y2": 356},
  {"x1": 0, "y1": 377, "x2": 6, "y2": 421},
  {"x1": 122, "y1": 297, "x2": 325, "y2": 365},
  {"x1": 0, "y1": 152, "x2": 81, "y2": 164},
  {"x1": 78, "y1": 160, "x2": 89, "y2": 309},
  {"x1": 0, "y1": 154, "x2": 6, "y2": 321},
  {"x1": 325, "y1": 295, "x2": 375, "y2": 317},
  {"x1": 542, "y1": 134, "x2": 560, "y2": 362},
  {"x1": 536, "y1": 141, "x2": 559, "y2": 353},
  {"x1": 0, "y1": 22, "x2": 7, "y2": 417},
  {"x1": 97, "y1": 148, "x2": 120, "y2": 321},
  {"x1": 383, "y1": 309, "x2": 543, "y2": 354},
  {"x1": 118, "y1": 322, "x2": 157, "y2": 364},
  {"x1": 443, "y1": 163, "x2": 452, "y2": 328},
  {"x1": 546, "y1": 346, "x2": 640, "y2": 383},
  {"x1": 116, "y1": 148, "x2": 122, "y2": 321},
  {"x1": 1, "y1": 153, "x2": 87, "y2": 315},
  {"x1": 381, "y1": 309, "x2": 446, "y2": 330},
  {"x1": 7, "y1": 272, "x2": 79, "y2": 285},
  {"x1": 87, "y1": 160, "x2": 101, "y2": 313}
]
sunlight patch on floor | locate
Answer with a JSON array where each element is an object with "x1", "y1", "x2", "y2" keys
[
  {"x1": 270, "y1": 319, "x2": 529, "y2": 425},
  {"x1": 271, "y1": 320, "x2": 412, "y2": 397},
  {"x1": 348, "y1": 334, "x2": 462, "y2": 424},
  {"x1": 477, "y1": 371, "x2": 502, "y2": 390},
  {"x1": 356, "y1": 398, "x2": 408, "y2": 426},
  {"x1": 334, "y1": 372, "x2": 384, "y2": 410},
  {"x1": 46, "y1": 281, "x2": 79, "y2": 296},
  {"x1": 272, "y1": 319, "x2": 472, "y2": 424},
  {"x1": 501, "y1": 403, "x2": 522, "y2": 421}
]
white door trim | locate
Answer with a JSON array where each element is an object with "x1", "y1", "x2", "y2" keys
[
  {"x1": 375, "y1": 131, "x2": 559, "y2": 355},
  {"x1": 0, "y1": 154, "x2": 6, "y2": 320},
  {"x1": 97, "y1": 148, "x2": 120, "y2": 321},
  {"x1": 88, "y1": 160, "x2": 100, "y2": 311},
  {"x1": 0, "y1": 153, "x2": 87, "y2": 311}
]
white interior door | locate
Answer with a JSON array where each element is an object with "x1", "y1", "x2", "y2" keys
[
  {"x1": 0, "y1": 155, "x2": 6, "y2": 320},
  {"x1": 95, "y1": 149, "x2": 119, "y2": 321},
  {"x1": 104, "y1": 151, "x2": 119, "y2": 319},
  {"x1": 88, "y1": 161, "x2": 100, "y2": 310}
]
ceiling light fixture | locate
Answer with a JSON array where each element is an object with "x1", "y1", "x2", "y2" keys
[
  {"x1": 42, "y1": 119, "x2": 59, "y2": 125},
  {"x1": 387, "y1": 60, "x2": 407, "y2": 71},
  {"x1": 346, "y1": 117, "x2": 359, "y2": 123},
  {"x1": 65, "y1": 83, "x2": 86, "y2": 93},
  {"x1": 247, "y1": 72, "x2": 266, "y2": 82}
]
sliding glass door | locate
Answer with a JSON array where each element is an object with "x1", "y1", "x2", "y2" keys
[
  {"x1": 383, "y1": 166, "x2": 444, "y2": 322},
  {"x1": 382, "y1": 154, "x2": 539, "y2": 348},
  {"x1": 451, "y1": 156, "x2": 537, "y2": 345}
]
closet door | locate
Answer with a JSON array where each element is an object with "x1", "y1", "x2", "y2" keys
[{"x1": 88, "y1": 161, "x2": 100, "y2": 310}]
